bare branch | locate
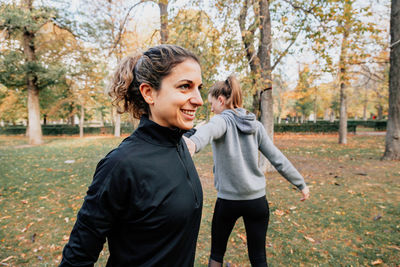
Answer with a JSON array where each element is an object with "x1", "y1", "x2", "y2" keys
[
  {"x1": 271, "y1": 30, "x2": 300, "y2": 71},
  {"x1": 109, "y1": 0, "x2": 151, "y2": 56}
]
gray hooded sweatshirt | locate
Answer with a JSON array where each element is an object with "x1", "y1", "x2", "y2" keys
[{"x1": 190, "y1": 108, "x2": 306, "y2": 200}]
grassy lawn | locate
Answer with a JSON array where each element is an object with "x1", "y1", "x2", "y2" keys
[{"x1": 0, "y1": 134, "x2": 399, "y2": 266}]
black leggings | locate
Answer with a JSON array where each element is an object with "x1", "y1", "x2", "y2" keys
[{"x1": 210, "y1": 196, "x2": 270, "y2": 267}]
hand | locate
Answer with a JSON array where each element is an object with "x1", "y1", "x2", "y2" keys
[
  {"x1": 183, "y1": 136, "x2": 196, "y2": 156},
  {"x1": 300, "y1": 185, "x2": 310, "y2": 201}
]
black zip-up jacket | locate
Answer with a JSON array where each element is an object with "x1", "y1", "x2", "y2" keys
[{"x1": 60, "y1": 116, "x2": 203, "y2": 266}]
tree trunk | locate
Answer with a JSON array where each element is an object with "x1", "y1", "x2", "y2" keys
[
  {"x1": 313, "y1": 96, "x2": 317, "y2": 123},
  {"x1": 377, "y1": 104, "x2": 383, "y2": 120},
  {"x1": 114, "y1": 112, "x2": 121, "y2": 137},
  {"x1": 27, "y1": 86, "x2": 42, "y2": 144},
  {"x1": 363, "y1": 87, "x2": 368, "y2": 120},
  {"x1": 382, "y1": 0, "x2": 400, "y2": 160},
  {"x1": 324, "y1": 109, "x2": 330, "y2": 120},
  {"x1": 330, "y1": 110, "x2": 335, "y2": 122},
  {"x1": 339, "y1": 81, "x2": 348, "y2": 144},
  {"x1": 22, "y1": 2, "x2": 43, "y2": 145},
  {"x1": 79, "y1": 104, "x2": 84, "y2": 138},
  {"x1": 257, "y1": 0, "x2": 274, "y2": 172},
  {"x1": 158, "y1": 0, "x2": 168, "y2": 43},
  {"x1": 338, "y1": 28, "x2": 350, "y2": 144}
]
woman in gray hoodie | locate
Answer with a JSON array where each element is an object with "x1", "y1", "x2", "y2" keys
[{"x1": 185, "y1": 75, "x2": 310, "y2": 267}]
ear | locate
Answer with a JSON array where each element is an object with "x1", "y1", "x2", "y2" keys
[
  {"x1": 139, "y1": 83, "x2": 155, "y2": 105},
  {"x1": 217, "y1": 95, "x2": 225, "y2": 106}
]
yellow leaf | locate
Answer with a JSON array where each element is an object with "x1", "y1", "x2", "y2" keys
[{"x1": 371, "y1": 259, "x2": 383, "y2": 265}]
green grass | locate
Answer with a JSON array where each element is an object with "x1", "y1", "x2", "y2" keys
[{"x1": 0, "y1": 134, "x2": 399, "y2": 266}]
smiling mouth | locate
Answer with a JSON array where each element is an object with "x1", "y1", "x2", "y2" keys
[{"x1": 181, "y1": 109, "x2": 196, "y2": 116}]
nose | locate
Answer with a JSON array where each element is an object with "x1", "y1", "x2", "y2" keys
[{"x1": 190, "y1": 88, "x2": 204, "y2": 106}]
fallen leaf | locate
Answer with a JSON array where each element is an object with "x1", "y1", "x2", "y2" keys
[
  {"x1": 371, "y1": 259, "x2": 383, "y2": 265},
  {"x1": 387, "y1": 245, "x2": 400, "y2": 251},
  {"x1": 237, "y1": 233, "x2": 247, "y2": 243},
  {"x1": 21, "y1": 222, "x2": 34, "y2": 232},
  {"x1": 274, "y1": 209, "x2": 285, "y2": 216},
  {"x1": 0, "y1": 256, "x2": 14, "y2": 263},
  {"x1": 304, "y1": 236, "x2": 315, "y2": 243}
]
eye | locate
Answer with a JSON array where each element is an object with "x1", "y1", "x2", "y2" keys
[{"x1": 179, "y1": 84, "x2": 191, "y2": 90}]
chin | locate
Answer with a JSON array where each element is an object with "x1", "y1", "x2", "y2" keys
[{"x1": 177, "y1": 121, "x2": 193, "y2": 130}]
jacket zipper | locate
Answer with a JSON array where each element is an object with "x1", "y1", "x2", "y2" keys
[{"x1": 176, "y1": 142, "x2": 199, "y2": 207}]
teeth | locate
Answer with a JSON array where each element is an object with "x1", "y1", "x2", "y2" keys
[{"x1": 182, "y1": 110, "x2": 195, "y2": 116}]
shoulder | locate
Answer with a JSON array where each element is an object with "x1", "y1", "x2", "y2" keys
[
  {"x1": 92, "y1": 136, "x2": 143, "y2": 183},
  {"x1": 210, "y1": 114, "x2": 227, "y2": 124}
]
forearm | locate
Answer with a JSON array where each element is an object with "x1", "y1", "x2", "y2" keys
[
  {"x1": 190, "y1": 116, "x2": 226, "y2": 153},
  {"x1": 60, "y1": 216, "x2": 107, "y2": 266},
  {"x1": 259, "y1": 134, "x2": 306, "y2": 189}
]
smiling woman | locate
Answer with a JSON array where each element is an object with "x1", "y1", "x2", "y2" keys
[
  {"x1": 59, "y1": 45, "x2": 204, "y2": 267},
  {"x1": 140, "y1": 58, "x2": 203, "y2": 130}
]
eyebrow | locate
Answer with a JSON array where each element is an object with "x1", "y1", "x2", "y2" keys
[
  {"x1": 175, "y1": 79, "x2": 203, "y2": 88},
  {"x1": 175, "y1": 79, "x2": 194, "y2": 86}
]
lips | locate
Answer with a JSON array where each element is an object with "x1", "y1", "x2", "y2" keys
[{"x1": 181, "y1": 109, "x2": 196, "y2": 117}]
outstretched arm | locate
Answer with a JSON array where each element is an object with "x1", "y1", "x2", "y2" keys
[
  {"x1": 257, "y1": 124, "x2": 309, "y2": 200},
  {"x1": 189, "y1": 116, "x2": 227, "y2": 153}
]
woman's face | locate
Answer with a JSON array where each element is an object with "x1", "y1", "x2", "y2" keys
[{"x1": 148, "y1": 59, "x2": 203, "y2": 130}]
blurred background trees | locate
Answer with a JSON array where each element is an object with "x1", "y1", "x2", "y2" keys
[{"x1": 0, "y1": 0, "x2": 395, "y2": 151}]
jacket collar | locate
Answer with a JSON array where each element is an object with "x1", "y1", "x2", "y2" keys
[{"x1": 134, "y1": 115, "x2": 186, "y2": 146}]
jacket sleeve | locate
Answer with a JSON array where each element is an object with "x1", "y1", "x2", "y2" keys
[
  {"x1": 257, "y1": 123, "x2": 306, "y2": 190},
  {"x1": 60, "y1": 158, "x2": 130, "y2": 266},
  {"x1": 190, "y1": 115, "x2": 227, "y2": 153}
]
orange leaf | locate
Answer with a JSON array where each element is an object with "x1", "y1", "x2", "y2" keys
[
  {"x1": 371, "y1": 259, "x2": 383, "y2": 265},
  {"x1": 274, "y1": 209, "x2": 285, "y2": 216}
]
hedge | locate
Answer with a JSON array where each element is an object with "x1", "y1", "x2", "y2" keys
[
  {"x1": 0, "y1": 120, "x2": 387, "y2": 135},
  {"x1": 274, "y1": 123, "x2": 356, "y2": 133},
  {"x1": 0, "y1": 125, "x2": 136, "y2": 136}
]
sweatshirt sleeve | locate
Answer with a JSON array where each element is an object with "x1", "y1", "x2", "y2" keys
[
  {"x1": 257, "y1": 123, "x2": 306, "y2": 190},
  {"x1": 190, "y1": 115, "x2": 227, "y2": 153},
  {"x1": 60, "y1": 157, "x2": 130, "y2": 266}
]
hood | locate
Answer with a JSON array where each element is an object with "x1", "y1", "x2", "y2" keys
[{"x1": 221, "y1": 108, "x2": 257, "y2": 134}]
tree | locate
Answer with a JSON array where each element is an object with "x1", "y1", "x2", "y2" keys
[
  {"x1": 0, "y1": 86, "x2": 26, "y2": 124},
  {"x1": 67, "y1": 47, "x2": 107, "y2": 137},
  {"x1": 304, "y1": 0, "x2": 383, "y2": 144},
  {"x1": 0, "y1": 0, "x2": 70, "y2": 144},
  {"x1": 293, "y1": 64, "x2": 315, "y2": 122},
  {"x1": 158, "y1": 0, "x2": 169, "y2": 43},
  {"x1": 272, "y1": 72, "x2": 291, "y2": 123},
  {"x1": 382, "y1": 0, "x2": 400, "y2": 160},
  {"x1": 80, "y1": 0, "x2": 170, "y2": 136},
  {"x1": 211, "y1": 0, "x2": 322, "y2": 170},
  {"x1": 168, "y1": 8, "x2": 222, "y2": 120}
]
